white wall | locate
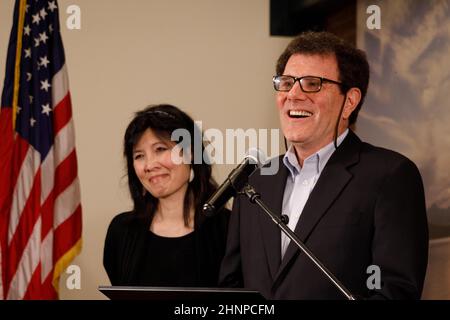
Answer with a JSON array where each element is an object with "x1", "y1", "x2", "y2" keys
[{"x1": 0, "y1": 0, "x2": 290, "y2": 299}]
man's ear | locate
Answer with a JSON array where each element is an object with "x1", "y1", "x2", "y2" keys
[{"x1": 342, "y1": 87, "x2": 361, "y2": 120}]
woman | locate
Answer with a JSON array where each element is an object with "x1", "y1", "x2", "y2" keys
[{"x1": 103, "y1": 104, "x2": 229, "y2": 287}]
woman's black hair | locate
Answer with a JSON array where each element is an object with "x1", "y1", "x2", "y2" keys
[{"x1": 123, "y1": 104, "x2": 217, "y2": 227}]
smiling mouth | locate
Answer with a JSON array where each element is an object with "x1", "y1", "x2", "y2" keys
[
  {"x1": 288, "y1": 110, "x2": 313, "y2": 119},
  {"x1": 149, "y1": 174, "x2": 168, "y2": 183}
]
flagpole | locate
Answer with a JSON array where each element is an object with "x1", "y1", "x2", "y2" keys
[{"x1": 12, "y1": 0, "x2": 27, "y2": 131}]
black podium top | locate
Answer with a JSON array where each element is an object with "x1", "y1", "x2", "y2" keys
[{"x1": 99, "y1": 286, "x2": 265, "y2": 301}]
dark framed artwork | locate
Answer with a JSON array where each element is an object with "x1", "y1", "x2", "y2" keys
[{"x1": 356, "y1": 0, "x2": 450, "y2": 240}]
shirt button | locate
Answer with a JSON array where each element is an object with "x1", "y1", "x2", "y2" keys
[{"x1": 302, "y1": 180, "x2": 308, "y2": 186}]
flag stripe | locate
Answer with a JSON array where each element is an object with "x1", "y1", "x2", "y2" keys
[
  {"x1": 0, "y1": 133, "x2": 29, "y2": 226},
  {"x1": 23, "y1": 263, "x2": 42, "y2": 300},
  {"x1": 0, "y1": 109, "x2": 14, "y2": 179},
  {"x1": 6, "y1": 169, "x2": 41, "y2": 287},
  {"x1": 54, "y1": 150, "x2": 78, "y2": 197},
  {"x1": 0, "y1": 108, "x2": 14, "y2": 300},
  {"x1": 54, "y1": 119, "x2": 76, "y2": 166},
  {"x1": 8, "y1": 147, "x2": 40, "y2": 244},
  {"x1": 54, "y1": 206, "x2": 82, "y2": 261},
  {"x1": 51, "y1": 64, "x2": 69, "y2": 109},
  {"x1": 0, "y1": 245, "x2": 3, "y2": 300},
  {"x1": 40, "y1": 268, "x2": 57, "y2": 299},
  {"x1": 40, "y1": 230, "x2": 53, "y2": 281},
  {"x1": 40, "y1": 150, "x2": 55, "y2": 205},
  {"x1": 6, "y1": 217, "x2": 41, "y2": 300},
  {"x1": 40, "y1": 190, "x2": 55, "y2": 241},
  {"x1": 54, "y1": 178, "x2": 81, "y2": 229},
  {"x1": 53, "y1": 93, "x2": 72, "y2": 136}
]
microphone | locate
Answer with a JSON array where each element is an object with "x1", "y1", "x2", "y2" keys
[{"x1": 203, "y1": 148, "x2": 266, "y2": 216}]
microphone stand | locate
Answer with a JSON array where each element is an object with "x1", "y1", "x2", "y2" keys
[{"x1": 240, "y1": 183, "x2": 357, "y2": 301}]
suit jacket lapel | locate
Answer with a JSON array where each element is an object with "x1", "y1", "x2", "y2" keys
[
  {"x1": 255, "y1": 156, "x2": 289, "y2": 281},
  {"x1": 273, "y1": 131, "x2": 362, "y2": 284}
]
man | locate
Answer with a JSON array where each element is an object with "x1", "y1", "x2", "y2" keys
[{"x1": 219, "y1": 31, "x2": 428, "y2": 299}]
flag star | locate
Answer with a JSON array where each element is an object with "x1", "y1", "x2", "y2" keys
[
  {"x1": 49, "y1": 24, "x2": 54, "y2": 34},
  {"x1": 39, "y1": 56, "x2": 50, "y2": 68},
  {"x1": 40, "y1": 8, "x2": 48, "y2": 19},
  {"x1": 17, "y1": 106, "x2": 22, "y2": 114},
  {"x1": 27, "y1": 73, "x2": 32, "y2": 82},
  {"x1": 32, "y1": 13, "x2": 41, "y2": 25},
  {"x1": 29, "y1": 95, "x2": 34, "y2": 103},
  {"x1": 39, "y1": 31, "x2": 49, "y2": 44},
  {"x1": 25, "y1": 4, "x2": 30, "y2": 13},
  {"x1": 34, "y1": 37, "x2": 40, "y2": 47},
  {"x1": 24, "y1": 25, "x2": 31, "y2": 36},
  {"x1": 42, "y1": 104, "x2": 52, "y2": 116},
  {"x1": 24, "y1": 48, "x2": 31, "y2": 58},
  {"x1": 40, "y1": 79, "x2": 51, "y2": 92},
  {"x1": 48, "y1": 1, "x2": 57, "y2": 12},
  {"x1": 30, "y1": 117, "x2": 37, "y2": 127}
]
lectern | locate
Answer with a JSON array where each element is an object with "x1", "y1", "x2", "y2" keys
[{"x1": 99, "y1": 286, "x2": 265, "y2": 301}]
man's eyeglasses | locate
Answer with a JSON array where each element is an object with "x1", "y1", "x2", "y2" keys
[{"x1": 272, "y1": 75, "x2": 344, "y2": 93}]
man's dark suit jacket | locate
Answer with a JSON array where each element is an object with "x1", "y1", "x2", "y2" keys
[{"x1": 219, "y1": 130, "x2": 428, "y2": 299}]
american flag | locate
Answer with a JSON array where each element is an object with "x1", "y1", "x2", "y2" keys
[{"x1": 0, "y1": 0, "x2": 82, "y2": 299}]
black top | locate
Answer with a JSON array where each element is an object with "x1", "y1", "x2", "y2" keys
[
  {"x1": 103, "y1": 208, "x2": 230, "y2": 287},
  {"x1": 138, "y1": 231, "x2": 197, "y2": 287}
]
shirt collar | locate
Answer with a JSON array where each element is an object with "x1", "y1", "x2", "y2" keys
[{"x1": 283, "y1": 129, "x2": 349, "y2": 180}]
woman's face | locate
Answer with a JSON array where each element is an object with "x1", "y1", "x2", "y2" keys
[{"x1": 132, "y1": 128, "x2": 190, "y2": 200}]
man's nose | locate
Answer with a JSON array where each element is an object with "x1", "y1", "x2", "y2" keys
[{"x1": 287, "y1": 80, "x2": 307, "y2": 100}]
